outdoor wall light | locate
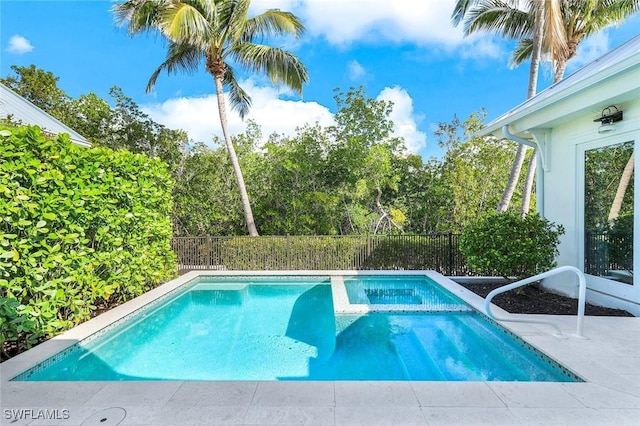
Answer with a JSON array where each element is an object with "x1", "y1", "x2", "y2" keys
[{"x1": 594, "y1": 105, "x2": 623, "y2": 133}]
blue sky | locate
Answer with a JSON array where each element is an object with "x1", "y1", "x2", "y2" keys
[{"x1": 2, "y1": 0, "x2": 639, "y2": 159}]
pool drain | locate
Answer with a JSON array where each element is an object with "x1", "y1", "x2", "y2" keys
[{"x1": 80, "y1": 407, "x2": 126, "y2": 426}]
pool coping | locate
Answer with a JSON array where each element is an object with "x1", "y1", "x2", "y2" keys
[{"x1": 2, "y1": 270, "x2": 639, "y2": 425}]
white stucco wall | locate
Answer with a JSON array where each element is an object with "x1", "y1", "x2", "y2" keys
[{"x1": 540, "y1": 100, "x2": 640, "y2": 315}]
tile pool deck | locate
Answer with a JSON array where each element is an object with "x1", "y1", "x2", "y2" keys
[{"x1": 1, "y1": 270, "x2": 639, "y2": 425}]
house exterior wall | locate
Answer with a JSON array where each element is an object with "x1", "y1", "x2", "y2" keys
[
  {"x1": 540, "y1": 100, "x2": 640, "y2": 315},
  {"x1": 480, "y1": 35, "x2": 640, "y2": 315}
]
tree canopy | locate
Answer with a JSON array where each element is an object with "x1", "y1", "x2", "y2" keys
[{"x1": 2, "y1": 65, "x2": 527, "y2": 236}]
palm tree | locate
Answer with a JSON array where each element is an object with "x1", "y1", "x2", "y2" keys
[
  {"x1": 113, "y1": 0, "x2": 309, "y2": 236},
  {"x1": 511, "y1": 0, "x2": 565, "y2": 216},
  {"x1": 453, "y1": 0, "x2": 640, "y2": 214},
  {"x1": 513, "y1": 0, "x2": 639, "y2": 215},
  {"x1": 453, "y1": 0, "x2": 565, "y2": 215},
  {"x1": 511, "y1": 0, "x2": 640, "y2": 83}
]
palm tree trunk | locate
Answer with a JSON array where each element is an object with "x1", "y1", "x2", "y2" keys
[
  {"x1": 521, "y1": 150, "x2": 537, "y2": 216},
  {"x1": 608, "y1": 151, "x2": 635, "y2": 225},
  {"x1": 214, "y1": 75, "x2": 259, "y2": 236},
  {"x1": 554, "y1": 60, "x2": 567, "y2": 83},
  {"x1": 497, "y1": 144, "x2": 528, "y2": 213},
  {"x1": 498, "y1": 2, "x2": 544, "y2": 213}
]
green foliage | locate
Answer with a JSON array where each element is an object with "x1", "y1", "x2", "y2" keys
[
  {"x1": 253, "y1": 87, "x2": 408, "y2": 235},
  {"x1": 399, "y1": 111, "x2": 525, "y2": 233},
  {"x1": 1, "y1": 65, "x2": 71, "y2": 116},
  {"x1": 2, "y1": 63, "x2": 528, "y2": 238},
  {"x1": 2, "y1": 65, "x2": 190, "y2": 168},
  {"x1": 219, "y1": 236, "x2": 367, "y2": 270},
  {"x1": 171, "y1": 141, "x2": 246, "y2": 236},
  {"x1": 460, "y1": 212, "x2": 564, "y2": 280},
  {"x1": 0, "y1": 125, "x2": 176, "y2": 357},
  {"x1": 584, "y1": 141, "x2": 634, "y2": 231},
  {"x1": 255, "y1": 123, "x2": 341, "y2": 235}
]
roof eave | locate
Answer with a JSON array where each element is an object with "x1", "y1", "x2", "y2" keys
[{"x1": 479, "y1": 36, "x2": 640, "y2": 139}]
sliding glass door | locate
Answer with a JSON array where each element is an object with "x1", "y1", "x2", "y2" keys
[{"x1": 584, "y1": 141, "x2": 634, "y2": 284}]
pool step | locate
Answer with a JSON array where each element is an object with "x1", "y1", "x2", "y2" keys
[
  {"x1": 410, "y1": 322, "x2": 483, "y2": 381},
  {"x1": 392, "y1": 331, "x2": 447, "y2": 380},
  {"x1": 450, "y1": 314, "x2": 563, "y2": 381},
  {"x1": 409, "y1": 314, "x2": 555, "y2": 381}
]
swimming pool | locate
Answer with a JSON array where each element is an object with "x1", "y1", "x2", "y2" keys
[{"x1": 11, "y1": 273, "x2": 580, "y2": 382}]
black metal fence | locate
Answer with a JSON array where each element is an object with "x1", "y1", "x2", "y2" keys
[
  {"x1": 171, "y1": 234, "x2": 469, "y2": 276},
  {"x1": 584, "y1": 231, "x2": 633, "y2": 279}
]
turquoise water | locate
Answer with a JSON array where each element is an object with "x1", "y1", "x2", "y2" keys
[
  {"x1": 18, "y1": 276, "x2": 578, "y2": 381},
  {"x1": 345, "y1": 275, "x2": 467, "y2": 308}
]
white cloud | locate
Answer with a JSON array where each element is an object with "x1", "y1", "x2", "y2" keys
[
  {"x1": 143, "y1": 81, "x2": 427, "y2": 155},
  {"x1": 348, "y1": 60, "x2": 367, "y2": 81},
  {"x1": 142, "y1": 79, "x2": 334, "y2": 145},
  {"x1": 376, "y1": 86, "x2": 427, "y2": 153},
  {"x1": 249, "y1": 0, "x2": 299, "y2": 12},
  {"x1": 250, "y1": 0, "x2": 467, "y2": 47},
  {"x1": 306, "y1": 0, "x2": 463, "y2": 46},
  {"x1": 567, "y1": 32, "x2": 610, "y2": 72},
  {"x1": 6, "y1": 35, "x2": 34, "y2": 54},
  {"x1": 461, "y1": 35, "x2": 506, "y2": 61}
]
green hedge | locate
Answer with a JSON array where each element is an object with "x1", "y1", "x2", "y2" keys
[
  {"x1": 219, "y1": 236, "x2": 366, "y2": 270},
  {"x1": 0, "y1": 126, "x2": 177, "y2": 357},
  {"x1": 460, "y1": 212, "x2": 564, "y2": 280}
]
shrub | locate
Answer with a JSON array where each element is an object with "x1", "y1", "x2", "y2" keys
[
  {"x1": 0, "y1": 125, "x2": 177, "y2": 358},
  {"x1": 460, "y1": 212, "x2": 564, "y2": 280}
]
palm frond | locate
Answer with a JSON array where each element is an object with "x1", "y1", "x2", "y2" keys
[
  {"x1": 451, "y1": 0, "x2": 475, "y2": 26},
  {"x1": 146, "y1": 41, "x2": 203, "y2": 92},
  {"x1": 571, "y1": 0, "x2": 640, "y2": 38},
  {"x1": 191, "y1": 0, "x2": 218, "y2": 24},
  {"x1": 160, "y1": 0, "x2": 213, "y2": 47},
  {"x1": 231, "y1": 43, "x2": 308, "y2": 94},
  {"x1": 223, "y1": 65, "x2": 252, "y2": 119},
  {"x1": 540, "y1": 0, "x2": 568, "y2": 74},
  {"x1": 244, "y1": 10, "x2": 305, "y2": 42},
  {"x1": 116, "y1": 0, "x2": 309, "y2": 119},
  {"x1": 465, "y1": 0, "x2": 532, "y2": 39},
  {"x1": 509, "y1": 38, "x2": 533, "y2": 68},
  {"x1": 113, "y1": 0, "x2": 165, "y2": 34},
  {"x1": 221, "y1": 0, "x2": 251, "y2": 42}
]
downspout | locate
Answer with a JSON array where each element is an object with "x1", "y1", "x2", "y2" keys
[
  {"x1": 502, "y1": 125, "x2": 545, "y2": 216},
  {"x1": 502, "y1": 125, "x2": 537, "y2": 149}
]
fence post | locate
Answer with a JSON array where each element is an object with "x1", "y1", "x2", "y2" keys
[
  {"x1": 206, "y1": 235, "x2": 211, "y2": 269},
  {"x1": 448, "y1": 232, "x2": 454, "y2": 276}
]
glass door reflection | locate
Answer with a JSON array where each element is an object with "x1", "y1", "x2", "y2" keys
[{"x1": 584, "y1": 141, "x2": 634, "y2": 284}]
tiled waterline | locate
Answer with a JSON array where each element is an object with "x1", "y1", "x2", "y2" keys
[{"x1": 2, "y1": 270, "x2": 639, "y2": 425}]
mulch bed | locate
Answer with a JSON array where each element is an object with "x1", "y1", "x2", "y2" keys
[{"x1": 458, "y1": 281, "x2": 634, "y2": 317}]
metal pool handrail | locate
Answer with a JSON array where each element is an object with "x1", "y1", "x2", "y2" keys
[{"x1": 484, "y1": 265, "x2": 588, "y2": 340}]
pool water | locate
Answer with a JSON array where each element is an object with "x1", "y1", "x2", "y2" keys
[
  {"x1": 16, "y1": 276, "x2": 579, "y2": 382},
  {"x1": 344, "y1": 275, "x2": 467, "y2": 308}
]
